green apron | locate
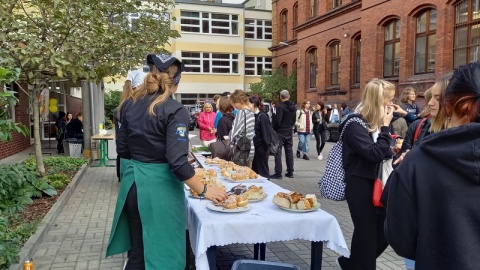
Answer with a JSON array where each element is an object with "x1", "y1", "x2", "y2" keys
[{"x1": 106, "y1": 159, "x2": 186, "y2": 270}]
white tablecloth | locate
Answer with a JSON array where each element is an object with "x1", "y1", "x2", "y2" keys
[{"x1": 186, "y1": 155, "x2": 350, "y2": 270}]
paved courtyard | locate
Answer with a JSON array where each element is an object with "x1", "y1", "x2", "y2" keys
[{"x1": 28, "y1": 130, "x2": 405, "y2": 270}]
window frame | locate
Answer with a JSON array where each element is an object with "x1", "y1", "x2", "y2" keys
[
  {"x1": 383, "y1": 20, "x2": 401, "y2": 77},
  {"x1": 281, "y1": 10, "x2": 288, "y2": 42},
  {"x1": 181, "y1": 52, "x2": 240, "y2": 74},
  {"x1": 245, "y1": 19, "x2": 272, "y2": 40},
  {"x1": 311, "y1": 0, "x2": 318, "y2": 17},
  {"x1": 329, "y1": 42, "x2": 341, "y2": 86},
  {"x1": 293, "y1": 3, "x2": 298, "y2": 38},
  {"x1": 180, "y1": 10, "x2": 239, "y2": 36},
  {"x1": 245, "y1": 56, "x2": 273, "y2": 76},
  {"x1": 352, "y1": 36, "x2": 361, "y2": 84},
  {"x1": 308, "y1": 48, "x2": 318, "y2": 89},
  {"x1": 332, "y1": 0, "x2": 342, "y2": 9},
  {"x1": 453, "y1": 0, "x2": 480, "y2": 68},
  {"x1": 415, "y1": 9, "x2": 437, "y2": 74}
]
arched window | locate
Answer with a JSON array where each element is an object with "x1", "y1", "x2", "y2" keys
[
  {"x1": 280, "y1": 63, "x2": 288, "y2": 76},
  {"x1": 352, "y1": 35, "x2": 361, "y2": 84},
  {"x1": 308, "y1": 48, "x2": 318, "y2": 88},
  {"x1": 293, "y1": 3, "x2": 298, "y2": 38},
  {"x1": 415, "y1": 9, "x2": 437, "y2": 73},
  {"x1": 281, "y1": 10, "x2": 288, "y2": 42},
  {"x1": 329, "y1": 42, "x2": 341, "y2": 86},
  {"x1": 454, "y1": 0, "x2": 480, "y2": 68},
  {"x1": 333, "y1": 0, "x2": 342, "y2": 9},
  {"x1": 311, "y1": 0, "x2": 318, "y2": 17},
  {"x1": 384, "y1": 20, "x2": 401, "y2": 77},
  {"x1": 293, "y1": 59, "x2": 298, "y2": 71}
]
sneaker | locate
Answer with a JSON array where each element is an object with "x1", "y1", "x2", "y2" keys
[
  {"x1": 317, "y1": 153, "x2": 324, "y2": 160},
  {"x1": 284, "y1": 173, "x2": 294, "y2": 178},
  {"x1": 296, "y1": 150, "x2": 301, "y2": 158},
  {"x1": 303, "y1": 154, "x2": 310, "y2": 160},
  {"x1": 123, "y1": 259, "x2": 128, "y2": 270},
  {"x1": 270, "y1": 174, "x2": 283, "y2": 179},
  {"x1": 335, "y1": 258, "x2": 341, "y2": 269}
]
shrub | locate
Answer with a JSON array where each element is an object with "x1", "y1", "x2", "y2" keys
[{"x1": 44, "y1": 174, "x2": 70, "y2": 190}]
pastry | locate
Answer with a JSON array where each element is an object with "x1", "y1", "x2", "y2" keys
[
  {"x1": 396, "y1": 138, "x2": 404, "y2": 149},
  {"x1": 244, "y1": 185, "x2": 265, "y2": 200},
  {"x1": 273, "y1": 192, "x2": 291, "y2": 208},
  {"x1": 296, "y1": 198, "x2": 312, "y2": 210},
  {"x1": 236, "y1": 194, "x2": 249, "y2": 207},
  {"x1": 305, "y1": 194, "x2": 318, "y2": 207},
  {"x1": 288, "y1": 191, "x2": 302, "y2": 204},
  {"x1": 222, "y1": 196, "x2": 238, "y2": 209}
]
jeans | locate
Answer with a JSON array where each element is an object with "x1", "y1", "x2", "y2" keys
[
  {"x1": 313, "y1": 129, "x2": 326, "y2": 156},
  {"x1": 405, "y1": 259, "x2": 415, "y2": 269},
  {"x1": 297, "y1": 133, "x2": 311, "y2": 153}
]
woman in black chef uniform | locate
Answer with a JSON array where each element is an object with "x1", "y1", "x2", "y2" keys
[{"x1": 106, "y1": 54, "x2": 227, "y2": 270}]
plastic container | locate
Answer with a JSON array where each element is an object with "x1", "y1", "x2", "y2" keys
[
  {"x1": 231, "y1": 260, "x2": 300, "y2": 270},
  {"x1": 66, "y1": 139, "x2": 83, "y2": 158}
]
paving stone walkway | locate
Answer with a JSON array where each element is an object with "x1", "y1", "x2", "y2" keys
[{"x1": 30, "y1": 131, "x2": 405, "y2": 270}]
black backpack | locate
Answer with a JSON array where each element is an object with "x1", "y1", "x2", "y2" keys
[{"x1": 258, "y1": 113, "x2": 280, "y2": 156}]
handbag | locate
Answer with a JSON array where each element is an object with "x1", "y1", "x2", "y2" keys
[
  {"x1": 229, "y1": 111, "x2": 251, "y2": 166},
  {"x1": 373, "y1": 158, "x2": 394, "y2": 207},
  {"x1": 209, "y1": 139, "x2": 230, "y2": 160},
  {"x1": 318, "y1": 116, "x2": 368, "y2": 201}
]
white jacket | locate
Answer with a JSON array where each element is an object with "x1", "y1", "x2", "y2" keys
[{"x1": 295, "y1": 110, "x2": 313, "y2": 133}]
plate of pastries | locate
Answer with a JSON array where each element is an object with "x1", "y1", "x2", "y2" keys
[
  {"x1": 272, "y1": 191, "x2": 320, "y2": 212},
  {"x1": 207, "y1": 194, "x2": 251, "y2": 212},
  {"x1": 243, "y1": 185, "x2": 268, "y2": 202},
  {"x1": 219, "y1": 163, "x2": 265, "y2": 182},
  {"x1": 189, "y1": 168, "x2": 225, "y2": 198}
]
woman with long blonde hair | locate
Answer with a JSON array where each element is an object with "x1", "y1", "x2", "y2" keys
[
  {"x1": 335, "y1": 78, "x2": 396, "y2": 270},
  {"x1": 106, "y1": 54, "x2": 227, "y2": 269}
]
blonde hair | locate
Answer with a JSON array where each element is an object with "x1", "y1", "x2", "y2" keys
[
  {"x1": 418, "y1": 88, "x2": 432, "y2": 118},
  {"x1": 132, "y1": 65, "x2": 178, "y2": 116},
  {"x1": 118, "y1": 80, "x2": 134, "y2": 114},
  {"x1": 429, "y1": 73, "x2": 452, "y2": 133},
  {"x1": 400, "y1": 86, "x2": 416, "y2": 103},
  {"x1": 355, "y1": 78, "x2": 395, "y2": 132}
]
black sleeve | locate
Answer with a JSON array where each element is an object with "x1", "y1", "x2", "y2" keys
[
  {"x1": 415, "y1": 103, "x2": 421, "y2": 115},
  {"x1": 312, "y1": 111, "x2": 319, "y2": 124},
  {"x1": 216, "y1": 118, "x2": 228, "y2": 140},
  {"x1": 385, "y1": 166, "x2": 417, "y2": 260},
  {"x1": 274, "y1": 106, "x2": 283, "y2": 130},
  {"x1": 343, "y1": 122, "x2": 392, "y2": 164},
  {"x1": 165, "y1": 105, "x2": 195, "y2": 181},
  {"x1": 259, "y1": 114, "x2": 271, "y2": 145},
  {"x1": 398, "y1": 121, "x2": 418, "y2": 155},
  {"x1": 117, "y1": 101, "x2": 131, "y2": 159}
]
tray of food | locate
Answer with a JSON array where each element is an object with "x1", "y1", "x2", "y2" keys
[
  {"x1": 219, "y1": 164, "x2": 267, "y2": 182},
  {"x1": 272, "y1": 192, "x2": 320, "y2": 212}
]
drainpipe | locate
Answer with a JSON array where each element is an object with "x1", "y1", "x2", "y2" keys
[{"x1": 81, "y1": 80, "x2": 92, "y2": 157}]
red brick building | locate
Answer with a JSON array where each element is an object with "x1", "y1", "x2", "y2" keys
[{"x1": 271, "y1": 0, "x2": 477, "y2": 108}]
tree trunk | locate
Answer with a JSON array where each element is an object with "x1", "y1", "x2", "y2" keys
[{"x1": 32, "y1": 85, "x2": 45, "y2": 175}]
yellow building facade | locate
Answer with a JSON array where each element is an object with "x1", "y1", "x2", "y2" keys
[{"x1": 104, "y1": 0, "x2": 272, "y2": 105}]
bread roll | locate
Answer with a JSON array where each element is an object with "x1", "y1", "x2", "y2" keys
[
  {"x1": 273, "y1": 193, "x2": 291, "y2": 208},
  {"x1": 296, "y1": 198, "x2": 312, "y2": 210},
  {"x1": 305, "y1": 194, "x2": 317, "y2": 207},
  {"x1": 288, "y1": 192, "x2": 302, "y2": 204},
  {"x1": 236, "y1": 194, "x2": 249, "y2": 207}
]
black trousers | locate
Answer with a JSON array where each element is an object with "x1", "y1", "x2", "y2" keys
[
  {"x1": 116, "y1": 155, "x2": 121, "y2": 181},
  {"x1": 340, "y1": 176, "x2": 389, "y2": 270},
  {"x1": 57, "y1": 139, "x2": 64, "y2": 154},
  {"x1": 273, "y1": 132, "x2": 294, "y2": 175},
  {"x1": 125, "y1": 183, "x2": 145, "y2": 270},
  {"x1": 312, "y1": 129, "x2": 326, "y2": 156},
  {"x1": 252, "y1": 144, "x2": 270, "y2": 178}
]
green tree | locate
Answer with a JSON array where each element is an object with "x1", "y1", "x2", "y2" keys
[
  {"x1": 104, "y1": 91, "x2": 122, "y2": 121},
  {"x1": 250, "y1": 68, "x2": 297, "y2": 103},
  {"x1": 0, "y1": 64, "x2": 29, "y2": 142},
  {"x1": 0, "y1": 0, "x2": 179, "y2": 174}
]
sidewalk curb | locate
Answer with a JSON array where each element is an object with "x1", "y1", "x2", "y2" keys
[{"x1": 10, "y1": 162, "x2": 90, "y2": 270}]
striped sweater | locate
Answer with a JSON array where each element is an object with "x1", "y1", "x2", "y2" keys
[{"x1": 229, "y1": 109, "x2": 255, "y2": 158}]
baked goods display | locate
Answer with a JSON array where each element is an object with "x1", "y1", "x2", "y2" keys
[
  {"x1": 244, "y1": 185, "x2": 266, "y2": 200},
  {"x1": 189, "y1": 168, "x2": 225, "y2": 197},
  {"x1": 205, "y1": 157, "x2": 224, "y2": 165},
  {"x1": 272, "y1": 191, "x2": 318, "y2": 210},
  {"x1": 215, "y1": 194, "x2": 249, "y2": 209},
  {"x1": 220, "y1": 164, "x2": 258, "y2": 181}
]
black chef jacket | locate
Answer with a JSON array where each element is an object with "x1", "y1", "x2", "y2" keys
[{"x1": 117, "y1": 95, "x2": 195, "y2": 181}]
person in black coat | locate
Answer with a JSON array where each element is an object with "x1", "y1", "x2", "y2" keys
[
  {"x1": 335, "y1": 79, "x2": 396, "y2": 270},
  {"x1": 216, "y1": 96, "x2": 235, "y2": 140},
  {"x1": 385, "y1": 62, "x2": 480, "y2": 270},
  {"x1": 66, "y1": 112, "x2": 83, "y2": 139},
  {"x1": 249, "y1": 94, "x2": 271, "y2": 178},
  {"x1": 55, "y1": 111, "x2": 67, "y2": 154},
  {"x1": 312, "y1": 102, "x2": 327, "y2": 160}
]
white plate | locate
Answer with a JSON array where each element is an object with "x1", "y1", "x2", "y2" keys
[
  {"x1": 275, "y1": 203, "x2": 321, "y2": 213},
  {"x1": 248, "y1": 193, "x2": 268, "y2": 202},
  {"x1": 207, "y1": 203, "x2": 251, "y2": 213}
]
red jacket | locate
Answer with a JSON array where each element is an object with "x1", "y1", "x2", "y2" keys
[{"x1": 198, "y1": 111, "x2": 216, "y2": 141}]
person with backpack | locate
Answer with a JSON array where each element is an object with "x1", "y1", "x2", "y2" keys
[
  {"x1": 248, "y1": 94, "x2": 271, "y2": 178},
  {"x1": 295, "y1": 100, "x2": 313, "y2": 160},
  {"x1": 335, "y1": 78, "x2": 395, "y2": 270},
  {"x1": 229, "y1": 89, "x2": 255, "y2": 167},
  {"x1": 55, "y1": 111, "x2": 67, "y2": 154}
]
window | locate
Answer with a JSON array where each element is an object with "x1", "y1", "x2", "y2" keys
[
  {"x1": 330, "y1": 42, "x2": 341, "y2": 86},
  {"x1": 281, "y1": 10, "x2": 288, "y2": 41},
  {"x1": 293, "y1": 3, "x2": 298, "y2": 38},
  {"x1": 332, "y1": 0, "x2": 342, "y2": 9},
  {"x1": 245, "y1": 19, "x2": 272, "y2": 40},
  {"x1": 245, "y1": 56, "x2": 272, "y2": 76},
  {"x1": 415, "y1": 9, "x2": 437, "y2": 73},
  {"x1": 311, "y1": 0, "x2": 318, "y2": 17},
  {"x1": 384, "y1": 20, "x2": 401, "y2": 77},
  {"x1": 280, "y1": 63, "x2": 288, "y2": 76},
  {"x1": 293, "y1": 59, "x2": 298, "y2": 71},
  {"x1": 353, "y1": 35, "x2": 361, "y2": 84},
  {"x1": 123, "y1": 12, "x2": 169, "y2": 31},
  {"x1": 182, "y1": 52, "x2": 239, "y2": 74},
  {"x1": 308, "y1": 48, "x2": 317, "y2": 88},
  {"x1": 454, "y1": 0, "x2": 480, "y2": 68},
  {"x1": 180, "y1": 11, "x2": 239, "y2": 35}
]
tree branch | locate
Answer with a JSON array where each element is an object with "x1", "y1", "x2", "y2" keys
[{"x1": 13, "y1": 81, "x2": 31, "y2": 98}]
